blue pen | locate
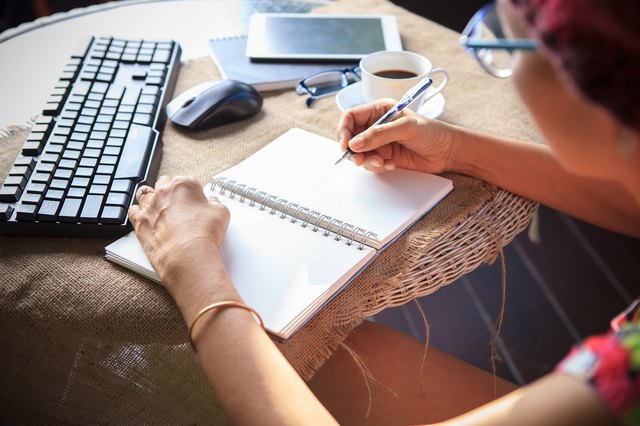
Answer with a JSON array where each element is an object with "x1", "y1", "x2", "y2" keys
[{"x1": 335, "y1": 77, "x2": 434, "y2": 165}]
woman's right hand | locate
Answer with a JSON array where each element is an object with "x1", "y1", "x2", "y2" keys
[{"x1": 336, "y1": 99, "x2": 459, "y2": 174}]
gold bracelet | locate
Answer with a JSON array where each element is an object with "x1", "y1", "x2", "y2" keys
[{"x1": 188, "y1": 301, "x2": 265, "y2": 349}]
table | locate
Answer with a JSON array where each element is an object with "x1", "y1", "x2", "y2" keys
[{"x1": 0, "y1": 0, "x2": 539, "y2": 423}]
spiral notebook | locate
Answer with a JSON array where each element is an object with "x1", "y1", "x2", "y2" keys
[{"x1": 105, "y1": 128, "x2": 453, "y2": 340}]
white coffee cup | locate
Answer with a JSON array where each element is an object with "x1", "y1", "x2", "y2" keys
[{"x1": 359, "y1": 50, "x2": 448, "y2": 111}]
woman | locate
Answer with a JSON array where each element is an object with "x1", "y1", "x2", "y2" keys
[{"x1": 128, "y1": 0, "x2": 639, "y2": 424}]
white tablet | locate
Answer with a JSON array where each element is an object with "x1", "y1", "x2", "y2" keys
[{"x1": 246, "y1": 14, "x2": 403, "y2": 61}]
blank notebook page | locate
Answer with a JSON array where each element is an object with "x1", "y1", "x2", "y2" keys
[
  {"x1": 106, "y1": 198, "x2": 376, "y2": 338},
  {"x1": 218, "y1": 128, "x2": 453, "y2": 249}
]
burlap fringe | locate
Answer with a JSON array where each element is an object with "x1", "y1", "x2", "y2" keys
[
  {"x1": 290, "y1": 191, "x2": 537, "y2": 381},
  {"x1": 0, "y1": 118, "x2": 35, "y2": 140}
]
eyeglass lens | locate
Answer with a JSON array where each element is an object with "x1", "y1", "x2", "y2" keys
[
  {"x1": 301, "y1": 68, "x2": 360, "y2": 99},
  {"x1": 471, "y1": 6, "x2": 516, "y2": 73}
]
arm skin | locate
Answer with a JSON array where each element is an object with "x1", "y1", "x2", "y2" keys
[
  {"x1": 128, "y1": 176, "x2": 337, "y2": 426},
  {"x1": 128, "y1": 176, "x2": 618, "y2": 425},
  {"x1": 337, "y1": 99, "x2": 640, "y2": 237},
  {"x1": 435, "y1": 374, "x2": 617, "y2": 426}
]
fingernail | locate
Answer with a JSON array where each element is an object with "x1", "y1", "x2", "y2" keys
[
  {"x1": 368, "y1": 157, "x2": 382, "y2": 168},
  {"x1": 350, "y1": 137, "x2": 365, "y2": 150},
  {"x1": 384, "y1": 161, "x2": 395, "y2": 171}
]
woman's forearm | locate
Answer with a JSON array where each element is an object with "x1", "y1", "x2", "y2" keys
[
  {"x1": 436, "y1": 374, "x2": 616, "y2": 426},
  {"x1": 448, "y1": 128, "x2": 640, "y2": 236},
  {"x1": 168, "y1": 258, "x2": 336, "y2": 426}
]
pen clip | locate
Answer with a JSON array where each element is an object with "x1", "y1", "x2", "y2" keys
[{"x1": 399, "y1": 77, "x2": 433, "y2": 105}]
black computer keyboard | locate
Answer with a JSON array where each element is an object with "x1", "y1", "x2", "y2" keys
[{"x1": 0, "y1": 36, "x2": 181, "y2": 237}]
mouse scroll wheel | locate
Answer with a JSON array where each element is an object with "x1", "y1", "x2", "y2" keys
[{"x1": 182, "y1": 97, "x2": 196, "y2": 108}]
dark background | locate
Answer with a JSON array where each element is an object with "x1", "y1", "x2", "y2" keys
[{"x1": 1, "y1": 1, "x2": 486, "y2": 34}]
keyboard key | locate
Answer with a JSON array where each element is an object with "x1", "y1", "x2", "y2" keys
[
  {"x1": 40, "y1": 154, "x2": 60, "y2": 164},
  {"x1": 42, "y1": 101, "x2": 62, "y2": 116},
  {"x1": 92, "y1": 82, "x2": 109, "y2": 94},
  {"x1": 76, "y1": 167, "x2": 95, "y2": 177},
  {"x1": 139, "y1": 95, "x2": 158, "y2": 105},
  {"x1": 152, "y1": 49, "x2": 171, "y2": 64},
  {"x1": 97, "y1": 165, "x2": 114, "y2": 175},
  {"x1": 36, "y1": 163, "x2": 55, "y2": 173},
  {"x1": 37, "y1": 200, "x2": 60, "y2": 221},
  {"x1": 71, "y1": 177, "x2": 90, "y2": 187},
  {"x1": 114, "y1": 124, "x2": 154, "y2": 180},
  {"x1": 87, "y1": 140, "x2": 105, "y2": 150},
  {"x1": 79, "y1": 157, "x2": 98, "y2": 168},
  {"x1": 133, "y1": 113, "x2": 152, "y2": 126},
  {"x1": 49, "y1": 179, "x2": 68, "y2": 190},
  {"x1": 21, "y1": 193, "x2": 43, "y2": 205},
  {"x1": 89, "y1": 184, "x2": 108, "y2": 195},
  {"x1": 26, "y1": 183, "x2": 46, "y2": 194},
  {"x1": 106, "y1": 85, "x2": 125, "y2": 100},
  {"x1": 16, "y1": 204, "x2": 37, "y2": 221},
  {"x1": 45, "y1": 189, "x2": 65, "y2": 200},
  {"x1": 106, "y1": 192, "x2": 130, "y2": 207},
  {"x1": 132, "y1": 69, "x2": 147, "y2": 80},
  {"x1": 145, "y1": 77, "x2": 163, "y2": 86},
  {"x1": 93, "y1": 175, "x2": 111, "y2": 185},
  {"x1": 101, "y1": 206, "x2": 126, "y2": 224},
  {"x1": 100, "y1": 155, "x2": 118, "y2": 166},
  {"x1": 9, "y1": 166, "x2": 30, "y2": 177},
  {"x1": 110, "y1": 179, "x2": 134, "y2": 193},
  {"x1": 4, "y1": 176, "x2": 27, "y2": 189},
  {"x1": 68, "y1": 187, "x2": 86, "y2": 198},
  {"x1": 78, "y1": 115, "x2": 95, "y2": 125},
  {"x1": 22, "y1": 140, "x2": 44, "y2": 156},
  {"x1": 53, "y1": 169, "x2": 72, "y2": 180},
  {"x1": 136, "y1": 104, "x2": 155, "y2": 115},
  {"x1": 31, "y1": 173, "x2": 51, "y2": 184},
  {"x1": 103, "y1": 146, "x2": 120, "y2": 156},
  {"x1": 79, "y1": 194, "x2": 103, "y2": 222},
  {"x1": 59, "y1": 198, "x2": 83, "y2": 222},
  {"x1": 141, "y1": 86, "x2": 159, "y2": 96},
  {"x1": 14, "y1": 156, "x2": 36, "y2": 170},
  {"x1": 122, "y1": 86, "x2": 141, "y2": 106},
  {"x1": 45, "y1": 144, "x2": 63, "y2": 154},
  {"x1": 0, "y1": 204, "x2": 14, "y2": 221},
  {"x1": 0, "y1": 186, "x2": 22, "y2": 202},
  {"x1": 58, "y1": 159, "x2": 77, "y2": 169}
]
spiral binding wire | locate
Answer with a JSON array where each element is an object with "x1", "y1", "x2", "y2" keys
[{"x1": 210, "y1": 177, "x2": 378, "y2": 249}]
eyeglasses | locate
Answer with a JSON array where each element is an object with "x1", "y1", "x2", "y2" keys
[
  {"x1": 460, "y1": 2, "x2": 538, "y2": 78},
  {"x1": 296, "y1": 66, "x2": 361, "y2": 107}
]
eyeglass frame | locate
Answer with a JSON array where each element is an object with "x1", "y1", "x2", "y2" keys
[
  {"x1": 459, "y1": 2, "x2": 538, "y2": 78},
  {"x1": 296, "y1": 65, "x2": 361, "y2": 107}
]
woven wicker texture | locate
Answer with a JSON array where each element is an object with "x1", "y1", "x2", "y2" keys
[{"x1": 0, "y1": 0, "x2": 539, "y2": 423}]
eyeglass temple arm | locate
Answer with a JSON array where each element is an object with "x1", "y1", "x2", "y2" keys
[{"x1": 461, "y1": 37, "x2": 538, "y2": 50}]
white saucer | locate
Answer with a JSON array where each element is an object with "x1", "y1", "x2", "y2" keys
[{"x1": 336, "y1": 81, "x2": 446, "y2": 119}]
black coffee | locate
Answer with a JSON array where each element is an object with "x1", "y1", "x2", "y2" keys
[{"x1": 373, "y1": 69, "x2": 418, "y2": 79}]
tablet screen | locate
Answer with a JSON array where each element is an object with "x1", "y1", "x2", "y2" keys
[{"x1": 247, "y1": 14, "x2": 403, "y2": 61}]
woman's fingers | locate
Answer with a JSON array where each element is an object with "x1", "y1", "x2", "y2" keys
[
  {"x1": 348, "y1": 115, "x2": 419, "y2": 153},
  {"x1": 336, "y1": 99, "x2": 398, "y2": 148},
  {"x1": 136, "y1": 184, "x2": 156, "y2": 207}
]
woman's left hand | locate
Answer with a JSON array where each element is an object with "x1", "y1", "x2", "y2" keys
[{"x1": 127, "y1": 176, "x2": 231, "y2": 298}]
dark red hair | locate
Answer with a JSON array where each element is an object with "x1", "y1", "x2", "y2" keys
[{"x1": 510, "y1": 0, "x2": 640, "y2": 130}]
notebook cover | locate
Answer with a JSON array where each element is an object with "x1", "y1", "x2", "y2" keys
[{"x1": 208, "y1": 35, "x2": 355, "y2": 92}]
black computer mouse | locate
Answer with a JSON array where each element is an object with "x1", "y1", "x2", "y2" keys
[{"x1": 166, "y1": 79, "x2": 263, "y2": 130}]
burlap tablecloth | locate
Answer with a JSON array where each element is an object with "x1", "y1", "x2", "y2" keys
[{"x1": 0, "y1": 0, "x2": 539, "y2": 423}]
